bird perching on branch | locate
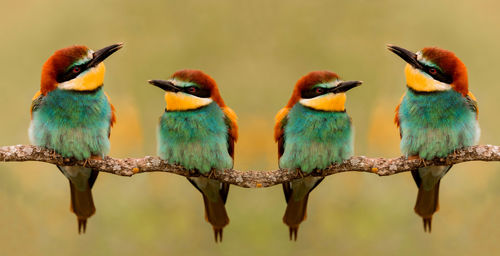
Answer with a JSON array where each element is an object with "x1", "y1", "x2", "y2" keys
[
  {"x1": 149, "y1": 70, "x2": 238, "y2": 243},
  {"x1": 29, "y1": 43, "x2": 123, "y2": 233},
  {"x1": 274, "y1": 71, "x2": 362, "y2": 240},
  {"x1": 388, "y1": 45, "x2": 480, "y2": 232}
]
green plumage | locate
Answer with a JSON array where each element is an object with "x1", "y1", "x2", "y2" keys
[
  {"x1": 29, "y1": 88, "x2": 112, "y2": 160},
  {"x1": 398, "y1": 88, "x2": 479, "y2": 159},
  {"x1": 157, "y1": 102, "x2": 232, "y2": 174},
  {"x1": 280, "y1": 103, "x2": 353, "y2": 173}
]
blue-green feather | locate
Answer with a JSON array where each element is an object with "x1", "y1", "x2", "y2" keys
[
  {"x1": 280, "y1": 103, "x2": 353, "y2": 173},
  {"x1": 157, "y1": 102, "x2": 232, "y2": 174},
  {"x1": 29, "y1": 88, "x2": 112, "y2": 160},
  {"x1": 398, "y1": 88, "x2": 479, "y2": 159}
]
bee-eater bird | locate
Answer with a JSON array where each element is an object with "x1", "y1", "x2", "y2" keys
[
  {"x1": 149, "y1": 70, "x2": 238, "y2": 243},
  {"x1": 274, "y1": 71, "x2": 362, "y2": 240},
  {"x1": 29, "y1": 43, "x2": 122, "y2": 233},
  {"x1": 388, "y1": 45, "x2": 480, "y2": 232}
]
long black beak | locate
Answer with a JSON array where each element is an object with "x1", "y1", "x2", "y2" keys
[
  {"x1": 148, "y1": 79, "x2": 181, "y2": 92},
  {"x1": 387, "y1": 44, "x2": 423, "y2": 69},
  {"x1": 329, "y1": 80, "x2": 362, "y2": 93},
  {"x1": 88, "y1": 43, "x2": 123, "y2": 68}
]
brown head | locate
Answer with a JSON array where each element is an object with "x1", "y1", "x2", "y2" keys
[
  {"x1": 40, "y1": 43, "x2": 123, "y2": 95},
  {"x1": 148, "y1": 69, "x2": 227, "y2": 111},
  {"x1": 285, "y1": 71, "x2": 362, "y2": 112},
  {"x1": 387, "y1": 45, "x2": 468, "y2": 96},
  {"x1": 273, "y1": 70, "x2": 361, "y2": 150}
]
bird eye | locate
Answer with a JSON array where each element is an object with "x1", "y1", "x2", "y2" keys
[
  {"x1": 72, "y1": 67, "x2": 80, "y2": 73},
  {"x1": 315, "y1": 88, "x2": 324, "y2": 94},
  {"x1": 429, "y1": 68, "x2": 437, "y2": 75},
  {"x1": 188, "y1": 87, "x2": 197, "y2": 93}
]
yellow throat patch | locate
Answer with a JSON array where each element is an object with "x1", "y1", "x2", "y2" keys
[
  {"x1": 164, "y1": 92, "x2": 213, "y2": 111},
  {"x1": 58, "y1": 63, "x2": 106, "y2": 91},
  {"x1": 404, "y1": 64, "x2": 451, "y2": 92},
  {"x1": 299, "y1": 93, "x2": 346, "y2": 112}
]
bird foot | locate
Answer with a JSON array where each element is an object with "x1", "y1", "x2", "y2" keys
[
  {"x1": 408, "y1": 155, "x2": 426, "y2": 166},
  {"x1": 407, "y1": 155, "x2": 420, "y2": 160},
  {"x1": 208, "y1": 169, "x2": 217, "y2": 179},
  {"x1": 296, "y1": 169, "x2": 304, "y2": 178},
  {"x1": 83, "y1": 156, "x2": 102, "y2": 168}
]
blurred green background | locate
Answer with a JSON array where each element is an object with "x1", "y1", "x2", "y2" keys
[{"x1": 1, "y1": 0, "x2": 500, "y2": 255}]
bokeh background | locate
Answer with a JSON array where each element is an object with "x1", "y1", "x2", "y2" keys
[{"x1": 1, "y1": 0, "x2": 500, "y2": 255}]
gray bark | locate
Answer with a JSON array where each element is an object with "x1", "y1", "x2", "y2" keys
[{"x1": 1, "y1": 144, "x2": 499, "y2": 188}]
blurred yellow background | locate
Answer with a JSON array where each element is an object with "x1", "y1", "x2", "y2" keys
[{"x1": 1, "y1": 0, "x2": 500, "y2": 255}]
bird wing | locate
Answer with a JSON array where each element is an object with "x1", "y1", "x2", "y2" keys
[
  {"x1": 466, "y1": 91, "x2": 478, "y2": 119},
  {"x1": 275, "y1": 107, "x2": 291, "y2": 201},
  {"x1": 222, "y1": 107, "x2": 238, "y2": 160},
  {"x1": 30, "y1": 91, "x2": 43, "y2": 119},
  {"x1": 104, "y1": 92, "x2": 116, "y2": 138},
  {"x1": 394, "y1": 93, "x2": 406, "y2": 138},
  {"x1": 274, "y1": 107, "x2": 290, "y2": 159},
  {"x1": 221, "y1": 106, "x2": 238, "y2": 203}
]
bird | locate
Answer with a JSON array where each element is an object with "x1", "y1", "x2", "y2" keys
[
  {"x1": 274, "y1": 71, "x2": 362, "y2": 240},
  {"x1": 149, "y1": 70, "x2": 238, "y2": 243},
  {"x1": 388, "y1": 45, "x2": 480, "y2": 232},
  {"x1": 29, "y1": 43, "x2": 122, "y2": 233}
]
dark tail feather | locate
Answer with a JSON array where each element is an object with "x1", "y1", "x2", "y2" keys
[
  {"x1": 78, "y1": 219, "x2": 87, "y2": 234},
  {"x1": 202, "y1": 195, "x2": 229, "y2": 243},
  {"x1": 289, "y1": 227, "x2": 298, "y2": 241},
  {"x1": 214, "y1": 227, "x2": 223, "y2": 243},
  {"x1": 423, "y1": 218, "x2": 432, "y2": 233},
  {"x1": 283, "y1": 194, "x2": 309, "y2": 241},
  {"x1": 414, "y1": 181, "x2": 440, "y2": 233},
  {"x1": 69, "y1": 182, "x2": 95, "y2": 234}
]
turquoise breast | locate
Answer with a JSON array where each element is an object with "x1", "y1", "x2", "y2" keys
[
  {"x1": 280, "y1": 103, "x2": 353, "y2": 173},
  {"x1": 29, "y1": 88, "x2": 112, "y2": 160},
  {"x1": 157, "y1": 102, "x2": 232, "y2": 174},
  {"x1": 398, "y1": 88, "x2": 479, "y2": 159}
]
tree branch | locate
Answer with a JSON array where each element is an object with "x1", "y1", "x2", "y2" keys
[{"x1": 1, "y1": 144, "x2": 499, "y2": 188}]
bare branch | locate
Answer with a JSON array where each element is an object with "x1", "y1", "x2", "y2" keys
[{"x1": 1, "y1": 144, "x2": 499, "y2": 188}]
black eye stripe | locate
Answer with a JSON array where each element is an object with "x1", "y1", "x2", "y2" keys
[
  {"x1": 421, "y1": 64, "x2": 453, "y2": 84},
  {"x1": 301, "y1": 87, "x2": 329, "y2": 99},
  {"x1": 57, "y1": 64, "x2": 87, "y2": 83},
  {"x1": 181, "y1": 86, "x2": 211, "y2": 98}
]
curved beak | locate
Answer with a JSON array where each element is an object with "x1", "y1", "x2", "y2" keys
[
  {"x1": 88, "y1": 43, "x2": 124, "y2": 68},
  {"x1": 148, "y1": 79, "x2": 180, "y2": 92},
  {"x1": 387, "y1": 44, "x2": 423, "y2": 69},
  {"x1": 329, "y1": 80, "x2": 362, "y2": 93}
]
